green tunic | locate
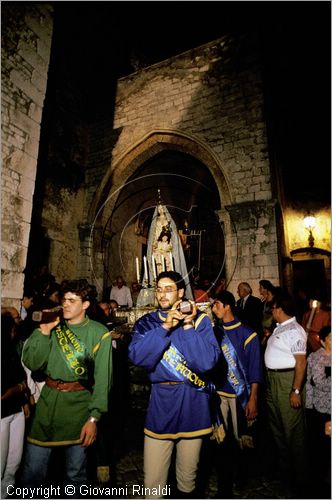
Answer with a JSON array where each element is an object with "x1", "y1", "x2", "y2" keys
[{"x1": 22, "y1": 316, "x2": 112, "y2": 446}]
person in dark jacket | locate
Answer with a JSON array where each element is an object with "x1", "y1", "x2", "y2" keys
[{"x1": 236, "y1": 282, "x2": 263, "y2": 339}]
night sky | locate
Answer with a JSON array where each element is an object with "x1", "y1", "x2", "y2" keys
[{"x1": 53, "y1": 1, "x2": 331, "y2": 202}]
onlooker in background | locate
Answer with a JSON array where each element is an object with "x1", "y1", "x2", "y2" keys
[
  {"x1": 1, "y1": 307, "x2": 21, "y2": 327},
  {"x1": 1, "y1": 314, "x2": 31, "y2": 499},
  {"x1": 258, "y1": 279, "x2": 274, "y2": 306},
  {"x1": 131, "y1": 281, "x2": 142, "y2": 307},
  {"x1": 1, "y1": 307, "x2": 23, "y2": 355},
  {"x1": 260, "y1": 284, "x2": 283, "y2": 350},
  {"x1": 96, "y1": 298, "x2": 131, "y2": 487},
  {"x1": 236, "y1": 282, "x2": 263, "y2": 339},
  {"x1": 210, "y1": 290, "x2": 263, "y2": 498},
  {"x1": 258, "y1": 280, "x2": 276, "y2": 335},
  {"x1": 44, "y1": 282, "x2": 61, "y2": 305},
  {"x1": 302, "y1": 297, "x2": 331, "y2": 353},
  {"x1": 109, "y1": 299, "x2": 119, "y2": 315},
  {"x1": 29, "y1": 265, "x2": 56, "y2": 300},
  {"x1": 110, "y1": 276, "x2": 133, "y2": 308},
  {"x1": 264, "y1": 289, "x2": 308, "y2": 497},
  {"x1": 3, "y1": 306, "x2": 45, "y2": 406},
  {"x1": 305, "y1": 325, "x2": 331, "y2": 497},
  {"x1": 19, "y1": 290, "x2": 35, "y2": 321},
  {"x1": 193, "y1": 277, "x2": 211, "y2": 303},
  {"x1": 98, "y1": 301, "x2": 114, "y2": 329},
  {"x1": 212, "y1": 277, "x2": 226, "y2": 296}
]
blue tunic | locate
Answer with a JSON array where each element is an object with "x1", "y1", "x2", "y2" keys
[
  {"x1": 214, "y1": 317, "x2": 263, "y2": 396},
  {"x1": 128, "y1": 310, "x2": 220, "y2": 439}
]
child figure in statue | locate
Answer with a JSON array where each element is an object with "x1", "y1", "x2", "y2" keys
[{"x1": 153, "y1": 229, "x2": 173, "y2": 274}]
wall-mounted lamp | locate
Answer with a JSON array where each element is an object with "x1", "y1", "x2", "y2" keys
[{"x1": 303, "y1": 215, "x2": 316, "y2": 247}]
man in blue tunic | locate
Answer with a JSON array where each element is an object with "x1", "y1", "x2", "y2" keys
[
  {"x1": 210, "y1": 290, "x2": 263, "y2": 498},
  {"x1": 128, "y1": 271, "x2": 220, "y2": 498}
]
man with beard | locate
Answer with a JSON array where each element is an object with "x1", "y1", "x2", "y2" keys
[
  {"x1": 128, "y1": 271, "x2": 220, "y2": 499},
  {"x1": 20, "y1": 279, "x2": 113, "y2": 495}
]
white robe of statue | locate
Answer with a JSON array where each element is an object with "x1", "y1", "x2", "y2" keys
[{"x1": 137, "y1": 204, "x2": 193, "y2": 307}]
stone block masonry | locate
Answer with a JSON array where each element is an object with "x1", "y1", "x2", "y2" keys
[
  {"x1": 94, "y1": 33, "x2": 279, "y2": 291},
  {"x1": 1, "y1": 4, "x2": 53, "y2": 307}
]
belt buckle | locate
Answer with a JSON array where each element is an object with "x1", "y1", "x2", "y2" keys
[{"x1": 56, "y1": 379, "x2": 69, "y2": 392}]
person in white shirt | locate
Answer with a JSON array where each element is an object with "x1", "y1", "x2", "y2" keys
[
  {"x1": 264, "y1": 289, "x2": 308, "y2": 497},
  {"x1": 110, "y1": 276, "x2": 133, "y2": 308}
]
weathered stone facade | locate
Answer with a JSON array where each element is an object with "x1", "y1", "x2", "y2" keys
[
  {"x1": 1, "y1": 3, "x2": 53, "y2": 308},
  {"x1": 89, "y1": 34, "x2": 279, "y2": 296},
  {"x1": 5, "y1": 15, "x2": 328, "y2": 305}
]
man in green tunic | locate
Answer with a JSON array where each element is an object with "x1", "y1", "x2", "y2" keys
[{"x1": 20, "y1": 279, "x2": 113, "y2": 494}]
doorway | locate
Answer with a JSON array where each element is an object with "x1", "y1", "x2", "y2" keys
[{"x1": 292, "y1": 259, "x2": 327, "y2": 301}]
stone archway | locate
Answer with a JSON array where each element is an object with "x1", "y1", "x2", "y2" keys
[
  {"x1": 90, "y1": 129, "x2": 231, "y2": 222},
  {"x1": 87, "y1": 130, "x2": 230, "y2": 291}
]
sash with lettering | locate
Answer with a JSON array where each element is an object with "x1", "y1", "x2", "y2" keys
[
  {"x1": 161, "y1": 342, "x2": 225, "y2": 442},
  {"x1": 221, "y1": 331, "x2": 257, "y2": 447},
  {"x1": 54, "y1": 321, "x2": 93, "y2": 383},
  {"x1": 221, "y1": 331, "x2": 250, "y2": 411},
  {"x1": 160, "y1": 342, "x2": 213, "y2": 393}
]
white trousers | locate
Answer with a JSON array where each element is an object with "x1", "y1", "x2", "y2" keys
[
  {"x1": 219, "y1": 395, "x2": 239, "y2": 439},
  {"x1": 144, "y1": 435, "x2": 202, "y2": 498},
  {"x1": 1, "y1": 410, "x2": 25, "y2": 498}
]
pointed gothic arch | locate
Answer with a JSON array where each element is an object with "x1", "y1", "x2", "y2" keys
[
  {"x1": 89, "y1": 129, "x2": 232, "y2": 228},
  {"x1": 87, "y1": 129, "x2": 230, "y2": 290}
]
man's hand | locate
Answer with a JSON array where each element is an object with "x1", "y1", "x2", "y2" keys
[
  {"x1": 163, "y1": 299, "x2": 197, "y2": 330},
  {"x1": 38, "y1": 313, "x2": 61, "y2": 336},
  {"x1": 182, "y1": 300, "x2": 197, "y2": 324},
  {"x1": 23, "y1": 403, "x2": 31, "y2": 419},
  {"x1": 80, "y1": 420, "x2": 97, "y2": 448},
  {"x1": 245, "y1": 397, "x2": 258, "y2": 420},
  {"x1": 245, "y1": 384, "x2": 258, "y2": 420},
  {"x1": 289, "y1": 392, "x2": 302, "y2": 409}
]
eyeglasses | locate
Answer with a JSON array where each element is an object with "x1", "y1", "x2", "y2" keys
[
  {"x1": 155, "y1": 286, "x2": 177, "y2": 294},
  {"x1": 61, "y1": 298, "x2": 82, "y2": 305}
]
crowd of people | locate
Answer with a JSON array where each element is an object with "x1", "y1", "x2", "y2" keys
[{"x1": 1, "y1": 266, "x2": 331, "y2": 499}]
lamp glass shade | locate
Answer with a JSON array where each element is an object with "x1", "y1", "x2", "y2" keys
[{"x1": 303, "y1": 216, "x2": 316, "y2": 230}]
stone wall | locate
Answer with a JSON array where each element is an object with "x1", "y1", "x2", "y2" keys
[
  {"x1": 91, "y1": 33, "x2": 279, "y2": 295},
  {"x1": 1, "y1": 3, "x2": 53, "y2": 308}
]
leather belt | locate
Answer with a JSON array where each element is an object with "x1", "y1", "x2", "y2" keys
[
  {"x1": 157, "y1": 381, "x2": 184, "y2": 385},
  {"x1": 267, "y1": 368, "x2": 294, "y2": 373},
  {"x1": 46, "y1": 376, "x2": 87, "y2": 392}
]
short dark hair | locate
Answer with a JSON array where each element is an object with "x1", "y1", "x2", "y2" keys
[
  {"x1": 272, "y1": 289, "x2": 295, "y2": 316},
  {"x1": 259, "y1": 280, "x2": 275, "y2": 292},
  {"x1": 60, "y1": 279, "x2": 96, "y2": 302},
  {"x1": 157, "y1": 271, "x2": 186, "y2": 291},
  {"x1": 214, "y1": 290, "x2": 236, "y2": 312},
  {"x1": 23, "y1": 288, "x2": 35, "y2": 299},
  {"x1": 319, "y1": 325, "x2": 331, "y2": 341}
]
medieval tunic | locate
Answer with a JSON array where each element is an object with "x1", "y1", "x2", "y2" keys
[
  {"x1": 214, "y1": 318, "x2": 263, "y2": 396},
  {"x1": 212, "y1": 318, "x2": 263, "y2": 439},
  {"x1": 128, "y1": 310, "x2": 220, "y2": 439},
  {"x1": 22, "y1": 317, "x2": 112, "y2": 446}
]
